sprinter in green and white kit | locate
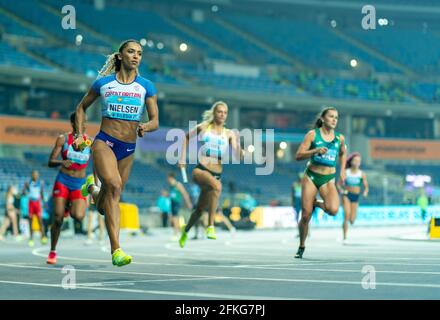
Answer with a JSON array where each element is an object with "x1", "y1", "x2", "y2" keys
[{"x1": 294, "y1": 107, "x2": 347, "y2": 258}]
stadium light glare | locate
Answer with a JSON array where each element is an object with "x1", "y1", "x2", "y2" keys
[
  {"x1": 279, "y1": 142, "x2": 287, "y2": 150},
  {"x1": 276, "y1": 149, "x2": 284, "y2": 159},
  {"x1": 179, "y1": 43, "x2": 188, "y2": 52},
  {"x1": 350, "y1": 59, "x2": 358, "y2": 68},
  {"x1": 140, "y1": 38, "x2": 147, "y2": 46},
  {"x1": 75, "y1": 34, "x2": 83, "y2": 46},
  {"x1": 146, "y1": 40, "x2": 154, "y2": 48},
  {"x1": 211, "y1": 5, "x2": 219, "y2": 12},
  {"x1": 157, "y1": 42, "x2": 164, "y2": 50},
  {"x1": 330, "y1": 20, "x2": 337, "y2": 28},
  {"x1": 247, "y1": 145, "x2": 255, "y2": 153}
]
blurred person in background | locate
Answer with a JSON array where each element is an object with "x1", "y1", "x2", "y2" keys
[
  {"x1": 46, "y1": 112, "x2": 92, "y2": 264},
  {"x1": 339, "y1": 152, "x2": 368, "y2": 244},
  {"x1": 291, "y1": 174, "x2": 302, "y2": 224},
  {"x1": 75, "y1": 39, "x2": 159, "y2": 266},
  {"x1": 156, "y1": 189, "x2": 171, "y2": 228},
  {"x1": 417, "y1": 189, "x2": 429, "y2": 222},
  {"x1": 23, "y1": 170, "x2": 47, "y2": 247},
  {"x1": 294, "y1": 107, "x2": 347, "y2": 258},
  {"x1": 0, "y1": 185, "x2": 21, "y2": 241},
  {"x1": 85, "y1": 194, "x2": 105, "y2": 246},
  {"x1": 167, "y1": 173, "x2": 193, "y2": 240}
]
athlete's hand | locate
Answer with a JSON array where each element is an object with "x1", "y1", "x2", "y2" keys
[
  {"x1": 177, "y1": 163, "x2": 186, "y2": 169},
  {"x1": 316, "y1": 147, "x2": 328, "y2": 155},
  {"x1": 137, "y1": 123, "x2": 147, "y2": 138},
  {"x1": 339, "y1": 171, "x2": 346, "y2": 184},
  {"x1": 73, "y1": 136, "x2": 85, "y2": 151},
  {"x1": 363, "y1": 190, "x2": 369, "y2": 197},
  {"x1": 61, "y1": 160, "x2": 73, "y2": 168}
]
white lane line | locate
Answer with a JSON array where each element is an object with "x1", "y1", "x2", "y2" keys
[
  {"x1": 163, "y1": 244, "x2": 440, "y2": 261},
  {"x1": 32, "y1": 247, "x2": 440, "y2": 269},
  {"x1": 78, "y1": 277, "x2": 224, "y2": 287},
  {"x1": 1, "y1": 262, "x2": 440, "y2": 290},
  {"x1": 0, "y1": 280, "x2": 299, "y2": 300},
  {"x1": 233, "y1": 265, "x2": 440, "y2": 276},
  {"x1": 0, "y1": 262, "x2": 230, "y2": 279}
]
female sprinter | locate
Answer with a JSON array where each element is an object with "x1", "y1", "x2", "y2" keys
[
  {"x1": 340, "y1": 152, "x2": 368, "y2": 243},
  {"x1": 74, "y1": 39, "x2": 159, "y2": 266},
  {"x1": 294, "y1": 107, "x2": 347, "y2": 258},
  {"x1": 178, "y1": 101, "x2": 243, "y2": 248},
  {"x1": 0, "y1": 185, "x2": 20, "y2": 241},
  {"x1": 46, "y1": 112, "x2": 91, "y2": 264}
]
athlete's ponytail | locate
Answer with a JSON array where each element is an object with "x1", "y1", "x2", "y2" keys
[
  {"x1": 98, "y1": 39, "x2": 141, "y2": 77},
  {"x1": 346, "y1": 152, "x2": 361, "y2": 169},
  {"x1": 313, "y1": 106, "x2": 338, "y2": 128},
  {"x1": 98, "y1": 52, "x2": 118, "y2": 77},
  {"x1": 202, "y1": 101, "x2": 228, "y2": 125}
]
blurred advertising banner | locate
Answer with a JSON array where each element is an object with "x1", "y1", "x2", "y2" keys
[
  {"x1": 254, "y1": 205, "x2": 437, "y2": 229},
  {"x1": 0, "y1": 116, "x2": 100, "y2": 146},
  {"x1": 313, "y1": 205, "x2": 438, "y2": 227},
  {"x1": 370, "y1": 138, "x2": 440, "y2": 160}
]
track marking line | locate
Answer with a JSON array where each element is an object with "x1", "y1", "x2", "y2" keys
[
  {"x1": 0, "y1": 280, "x2": 300, "y2": 300},
  {"x1": 1, "y1": 263, "x2": 440, "y2": 290}
]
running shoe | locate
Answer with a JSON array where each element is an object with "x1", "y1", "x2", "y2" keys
[
  {"x1": 112, "y1": 248, "x2": 132, "y2": 267},
  {"x1": 28, "y1": 240, "x2": 35, "y2": 247},
  {"x1": 179, "y1": 225, "x2": 188, "y2": 248},
  {"x1": 81, "y1": 174, "x2": 95, "y2": 197},
  {"x1": 41, "y1": 237, "x2": 48, "y2": 245},
  {"x1": 294, "y1": 246, "x2": 305, "y2": 259},
  {"x1": 47, "y1": 251, "x2": 57, "y2": 264},
  {"x1": 206, "y1": 226, "x2": 217, "y2": 240}
]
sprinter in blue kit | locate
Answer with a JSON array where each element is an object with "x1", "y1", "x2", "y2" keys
[{"x1": 73, "y1": 39, "x2": 159, "y2": 267}]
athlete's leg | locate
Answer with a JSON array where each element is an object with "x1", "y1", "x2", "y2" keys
[
  {"x1": 349, "y1": 201, "x2": 359, "y2": 225},
  {"x1": 37, "y1": 215, "x2": 46, "y2": 240},
  {"x1": 87, "y1": 208, "x2": 93, "y2": 241},
  {"x1": 206, "y1": 181, "x2": 222, "y2": 227},
  {"x1": 7, "y1": 209, "x2": 19, "y2": 237},
  {"x1": 0, "y1": 216, "x2": 11, "y2": 239},
  {"x1": 92, "y1": 140, "x2": 124, "y2": 253},
  {"x1": 342, "y1": 196, "x2": 351, "y2": 241},
  {"x1": 28, "y1": 216, "x2": 33, "y2": 240},
  {"x1": 172, "y1": 215, "x2": 180, "y2": 236},
  {"x1": 98, "y1": 214, "x2": 105, "y2": 241},
  {"x1": 50, "y1": 197, "x2": 68, "y2": 251},
  {"x1": 184, "y1": 188, "x2": 210, "y2": 233},
  {"x1": 298, "y1": 175, "x2": 318, "y2": 248},
  {"x1": 318, "y1": 182, "x2": 340, "y2": 216},
  {"x1": 69, "y1": 199, "x2": 87, "y2": 222}
]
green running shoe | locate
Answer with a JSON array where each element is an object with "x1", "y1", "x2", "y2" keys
[
  {"x1": 179, "y1": 225, "x2": 188, "y2": 248},
  {"x1": 81, "y1": 174, "x2": 95, "y2": 197},
  {"x1": 112, "y1": 248, "x2": 132, "y2": 267},
  {"x1": 206, "y1": 226, "x2": 217, "y2": 240}
]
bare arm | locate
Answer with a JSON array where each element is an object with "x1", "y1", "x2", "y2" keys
[
  {"x1": 137, "y1": 95, "x2": 159, "y2": 137},
  {"x1": 229, "y1": 130, "x2": 244, "y2": 161},
  {"x1": 338, "y1": 135, "x2": 347, "y2": 181},
  {"x1": 178, "y1": 123, "x2": 207, "y2": 167},
  {"x1": 362, "y1": 172, "x2": 369, "y2": 197},
  {"x1": 295, "y1": 130, "x2": 325, "y2": 161},
  {"x1": 73, "y1": 88, "x2": 99, "y2": 147},
  {"x1": 48, "y1": 135, "x2": 72, "y2": 168}
]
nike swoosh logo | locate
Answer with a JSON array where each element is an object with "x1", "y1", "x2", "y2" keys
[{"x1": 127, "y1": 148, "x2": 135, "y2": 152}]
